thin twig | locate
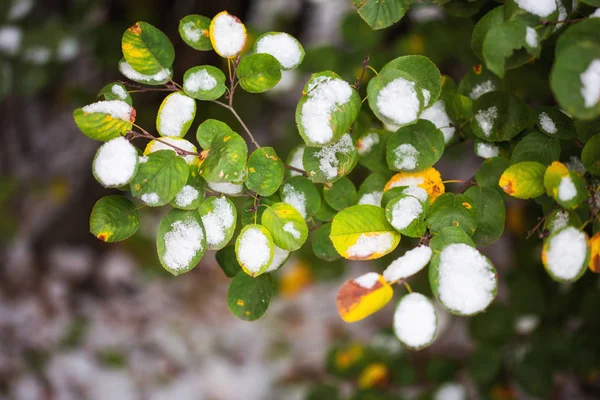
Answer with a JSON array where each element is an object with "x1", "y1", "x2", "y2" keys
[
  {"x1": 285, "y1": 164, "x2": 308, "y2": 177},
  {"x1": 353, "y1": 54, "x2": 370, "y2": 90},
  {"x1": 526, "y1": 206, "x2": 558, "y2": 239},
  {"x1": 210, "y1": 100, "x2": 261, "y2": 149},
  {"x1": 127, "y1": 127, "x2": 205, "y2": 158}
]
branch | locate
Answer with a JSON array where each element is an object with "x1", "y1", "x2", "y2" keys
[
  {"x1": 353, "y1": 54, "x2": 370, "y2": 91},
  {"x1": 126, "y1": 128, "x2": 205, "y2": 159},
  {"x1": 210, "y1": 100, "x2": 261, "y2": 149},
  {"x1": 285, "y1": 164, "x2": 308, "y2": 177},
  {"x1": 526, "y1": 206, "x2": 558, "y2": 240},
  {"x1": 118, "y1": 81, "x2": 179, "y2": 93}
]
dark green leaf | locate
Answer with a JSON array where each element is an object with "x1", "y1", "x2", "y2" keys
[
  {"x1": 89, "y1": 195, "x2": 140, "y2": 242},
  {"x1": 227, "y1": 272, "x2": 274, "y2": 321}
]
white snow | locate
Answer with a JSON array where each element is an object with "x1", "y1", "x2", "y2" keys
[
  {"x1": 201, "y1": 197, "x2": 235, "y2": 246},
  {"x1": 358, "y1": 191, "x2": 383, "y2": 207},
  {"x1": 237, "y1": 227, "x2": 271, "y2": 273},
  {"x1": 119, "y1": 60, "x2": 170, "y2": 83},
  {"x1": 146, "y1": 137, "x2": 197, "y2": 165},
  {"x1": 592, "y1": 8, "x2": 600, "y2": 18},
  {"x1": 402, "y1": 186, "x2": 428, "y2": 203},
  {"x1": 82, "y1": 100, "x2": 133, "y2": 121},
  {"x1": 0, "y1": 26, "x2": 22, "y2": 56},
  {"x1": 287, "y1": 146, "x2": 305, "y2": 177},
  {"x1": 393, "y1": 143, "x2": 419, "y2": 170},
  {"x1": 393, "y1": 293, "x2": 437, "y2": 348},
  {"x1": 551, "y1": 210, "x2": 570, "y2": 232},
  {"x1": 283, "y1": 222, "x2": 301, "y2": 239},
  {"x1": 554, "y1": 1, "x2": 568, "y2": 32},
  {"x1": 420, "y1": 100, "x2": 455, "y2": 143},
  {"x1": 313, "y1": 134, "x2": 354, "y2": 180},
  {"x1": 141, "y1": 193, "x2": 160, "y2": 205},
  {"x1": 265, "y1": 246, "x2": 290, "y2": 272},
  {"x1": 438, "y1": 244, "x2": 496, "y2": 315},
  {"x1": 383, "y1": 245, "x2": 433, "y2": 282},
  {"x1": 545, "y1": 227, "x2": 588, "y2": 280},
  {"x1": 539, "y1": 112, "x2": 557, "y2": 134},
  {"x1": 182, "y1": 21, "x2": 202, "y2": 42},
  {"x1": 158, "y1": 93, "x2": 196, "y2": 137},
  {"x1": 580, "y1": 59, "x2": 600, "y2": 108},
  {"x1": 185, "y1": 69, "x2": 217, "y2": 92},
  {"x1": 281, "y1": 184, "x2": 307, "y2": 218},
  {"x1": 515, "y1": 0, "x2": 557, "y2": 17},
  {"x1": 469, "y1": 80, "x2": 495, "y2": 100},
  {"x1": 376, "y1": 77, "x2": 421, "y2": 125},
  {"x1": 357, "y1": 133, "x2": 380, "y2": 155},
  {"x1": 558, "y1": 176, "x2": 577, "y2": 201},
  {"x1": 476, "y1": 142, "x2": 499, "y2": 159},
  {"x1": 23, "y1": 46, "x2": 51, "y2": 65},
  {"x1": 207, "y1": 181, "x2": 243, "y2": 195},
  {"x1": 515, "y1": 314, "x2": 540, "y2": 334},
  {"x1": 211, "y1": 12, "x2": 246, "y2": 58},
  {"x1": 111, "y1": 84, "x2": 128, "y2": 100},
  {"x1": 163, "y1": 217, "x2": 204, "y2": 271},
  {"x1": 300, "y1": 76, "x2": 353, "y2": 144},
  {"x1": 525, "y1": 27, "x2": 538, "y2": 48},
  {"x1": 386, "y1": 176, "x2": 424, "y2": 190},
  {"x1": 353, "y1": 272, "x2": 380, "y2": 289},
  {"x1": 434, "y1": 383, "x2": 466, "y2": 400},
  {"x1": 475, "y1": 106, "x2": 498, "y2": 137},
  {"x1": 7, "y1": 0, "x2": 33, "y2": 21},
  {"x1": 255, "y1": 32, "x2": 303, "y2": 69},
  {"x1": 57, "y1": 37, "x2": 79, "y2": 61},
  {"x1": 390, "y1": 196, "x2": 423, "y2": 230},
  {"x1": 347, "y1": 232, "x2": 395, "y2": 258},
  {"x1": 93, "y1": 137, "x2": 138, "y2": 187},
  {"x1": 422, "y1": 89, "x2": 431, "y2": 106},
  {"x1": 566, "y1": 156, "x2": 585, "y2": 174},
  {"x1": 174, "y1": 185, "x2": 199, "y2": 207}
]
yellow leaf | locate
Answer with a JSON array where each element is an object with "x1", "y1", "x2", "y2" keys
[
  {"x1": 358, "y1": 362, "x2": 389, "y2": 389},
  {"x1": 384, "y1": 167, "x2": 445, "y2": 203},
  {"x1": 336, "y1": 272, "x2": 393, "y2": 322},
  {"x1": 589, "y1": 233, "x2": 600, "y2": 273},
  {"x1": 499, "y1": 161, "x2": 545, "y2": 199},
  {"x1": 279, "y1": 259, "x2": 313, "y2": 297}
]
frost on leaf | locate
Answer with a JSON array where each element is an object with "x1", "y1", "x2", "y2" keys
[
  {"x1": 538, "y1": 112, "x2": 557, "y2": 134},
  {"x1": 157, "y1": 92, "x2": 196, "y2": 137},
  {"x1": 255, "y1": 32, "x2": 304, "y2": 70},
  {"x1": 210, "y1": 11, "x2": 247, "y2": 58},
  {"x1": 162, "y1": 217, "x2": 204, "y2": 273},
  {"x1": 236, "y1": 225, "x2": 273, "y2": 276},
  {"x1": 514, "y1": 0, "x2": 556, "y2": 18},
  {"x1": 390, "y1": 196, "x2": 423, "y2": 231},
  {"x1": 336, "y1": 273, "x2": 393, "y2": 323},
  {"x1": 144, "y1": 137, "x2": 198, "y2": 165},
  {"x1": 475, "y1": 142, "x2": 499, "y2": 159},
  {"x1": 346, "y1": 232, "x2": 396, "y2": 260},
  {"x1": 393, "y1": 293, "x2": 437, "y2": 349},
  {"x1": 437, "y1": 243, "x2": 497, "y2": 315},
  {"x1": 580, "y1": 59, "x2": 600, "y2": 108},
  {"x1": 420, "y1": 100, "x2": 455, "y2": 144},
  {"x1": 475, "y1": 106, "x2": 497, "y2": 137},
  {"x1": 184, "y1": 69, "x2": 217, "y2": 92},
  {"x1": 93, "y1": 137, "x2": 138, "y2": 188},
  {"x1": 83, "y1": 100, "x2": 134, "y2": 122},
  {"x1": 376, "y1": 77, "x2": 421, "y2": 126},
  {"x1": 201, "y1": 197, "x2": 236, "y2": 249},
  {"x1": 383, "y1": 245, "x2": 432, "y2": 282},
  {"x1": 542, "y1": 227, "x2": 589, "y2": 282}
]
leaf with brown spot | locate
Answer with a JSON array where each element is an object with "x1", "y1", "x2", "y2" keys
[{"x1": 336, "y1": 272, "x2": 393, "y2": 322}]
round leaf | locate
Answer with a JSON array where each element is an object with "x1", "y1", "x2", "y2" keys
[
  {"x1": 470, "y1": 91, "x2": 530, "y2": 142},
  {"x1": 179, "y1": 15, "x2": 212, "y2": 51},
  {"x1": 352, "y1": 0, "x2": 412, "y2": 30},
  {"x1": 130, "y1": 150, "x2": 189, "y2": 206},
  {"x1": 121, "y1": 21, "x2": 174, "y2": 75},
  {"x1": 196, "y1": 119, "x2": 233, "y2": 149},
  {"x1": 183, "y1": 65, "x2": 226, "y2": 101},
  {"x1": 337, "y1": 272, "x2": 393, "y2": 323},
  {"x1": 303, "y1": 134, "x2": 358, "y2": 183},
  {"x1": 511, "y1": 131, "x2": 561, "y2": 165},
  {"x1": 426, "y1": 193, "x2": 478, "y2": 236},
  {"x1": 199, "y1": 131, "x2": 248, "y2": 183},
  {"x1": 312, "y1": 223, "x2": 341, "y2": 262},
  {"x1": 323, "y1": 177, "x2": 357, "y2": 211},
  {"x1": 280, "y1": 176, "x2": 321, "y2": 219},
  {"x1": 582, "y1": 134, "x2": 600, "y2": 175},
  {"x1": 236, "y1": 53, "x2": 282, "y2": 93},
  {"x1": 198, "y1": 196, "x2": 237, "y2": 250},
  {"x1": 464, "y1": 186, "x2": 505, "y2": 246},
  {"x1": 386, "y1": 119, "x2": 445, "y2": 172},
  {"x1": 73, "y1": 100, "x2": 135, "y2": 142},
  {"x1": 156, "y1": 92, "x2": 196, "y2": 138},
  {"x1": 89, "y1": 195, "x2": 140, "y2": 242},
  {"x1": 227, "y1": 272, "x2": 274, "y2": 321},
  {"x1": 261, "y1": 202, "x2": 308, "y2": 251},
  {"x1": 498, "y1": 161, "x2": 546, "y2": 199},
  {"x1": 246, "y1": 147, "x2": 285, "y2": 196},
  {"x1": 98, "y1": 82, "x2": 132, "y2": 105},
  {"x1": 235, "y1": 224, "x2": 275, "y2": 277}
]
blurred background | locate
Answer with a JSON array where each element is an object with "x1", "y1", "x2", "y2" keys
[{"x1": 0, "y1": 0, "x2": 599, "y2": 399}]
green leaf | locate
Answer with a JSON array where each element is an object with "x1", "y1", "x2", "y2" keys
[
  {"x1": 386, "y1": 120, "x2": 445, "y2": 172},
  {"x1": 470, "y1": 91, "x2": 531, "y2": 142},
  {"x1": 92, "y1": 137, "x2": 139, "y2": 188},
  {"x1": 429, "y1": 226, "x2": 475, "y2": 252},
  {"x1": 511, "y1": 131, "x2": 561, "y2": 165},
  {"x1": 535, "y1": 107, "x2": 576, "y2": 139},
  {"x1": 179, "y1": 15, "x2": 212, "y2": 51},
  {"x1": 196, "y1": 119, "x2": 233, "y2": 149},
  {"x1": 458, "y1": 66, "x2": 502, "y2": 101},
  {"x1": 183, "y1": 65, "x2": 226, "y2": 101},
  {"x1": 235, "y1": 224, "x2": 275, "y2": 277},
  {"x1": 216, "y1": 246, "x2": 242, "y2": 277},
  {"x1": 261, "y1": 202, "x2": 308, "y2": 251},
  {"x1": 582, "y1": 134, "x2": 600, "y2": 175},
  {"x1": 236, "y1": 53, "x2": 282, "y2": 93},
  {"x1": 73, "y1": 100, "x2": 135, "y2": 142},
  {"x1": 357, "y1": 173, "x2": 388, "y2": 206},
  {"x1": 121, "y1": 21, "x2": 175, "y2": 75},
  {"x1": 444, "y1": 0, "x2": 485, "y2": 17},
  {"x1": 386, "y1": 193, "x2": 428, "y2": 238},
  {"x1": 357, "y1": 129, "x2": 391, "y2": 174},
  {"x1": 246, "y1": 147, "x2": 285, "y2": 196},
  {"x1": 499, "y1": 161, "x2": 546, "y2": 199},
  {"x1": 199, "y1": 131, "x2": 248, "y2": 183},
  {"x1": 97, "y1": 82, "x2": 132, "y2": 105},
  {"x1": 464, "y1": 186, "x2": 505, "y2": 246},
  {"x1": 312, "y1": 223, "x2": 341, "y2": 262},
  {"x1": 170, "y1": 171, "x2": 205, "y2": 210},
  {"x1": 380, "y1": 55, "x2": 443, "y2": 108},
  {"x1": 227, "y1": 272, "x2": 274, "y2": 321},
  {"x1": 323, "y1": 177, "x2": 357, "y2": 211},
  {"x1": 555, "y1": 18, "x2": 600, "y2": 58},
  {"x1": 118, "y1": 58, "x2": 172, "y2": 86},
  {"x1": 156, "y1": 209, "x2": 206, "y2": 275},
  {"x1": 315, "y1": 200, "x2": 337, "y2": 222},
  {"x1": 198, "y1": 196, "x2": 237, "y2": 250},
  {"x1": 280, "y1": 176, "x2": 321, "y2": 219},
  {"x1": 296, "y1": 71, "x2": 361, "y2": 147},
  {"x1": 89, "y1": 195, "x2": 140, "y2": 242},
  {"x1": 254, "y1": 32, "x2": 305, "y2": 70},
  {"x1": 353, "y1": 0, "x2": 414, "y2": 30},
  {"x1": 130, "y1": 150, "x2": 189, "y2": 206},
  {"x1": 543, "y1": 162, "x2": 588, "y2": 209},
  {"x1": 542, "y1": 227, "x2": 590, "y2": 282},
  {"x1": 330, "y1": 204, "x2": 401, "y2": 260},
  {"x1": 543, "y1": 208, "x2": 582, "y2": 234},
  {"x1": 426, "y1": 193, "x2": 478, "y2": 236},
  {"x1": 476, "y1": 156, "x2": 511, "y2": 189},
  {"x1": 303, "y1": 134, "x2": 358, "y2": 183},
  {"x1": 551, "y1": 41, "x2": 600, "y2": 120},
  {"x1": 156, "y1": 92, "x2": 196, "y2": 138},
  {"x1": 240, "y1": 195, "x2": 279, "y2": 226}
]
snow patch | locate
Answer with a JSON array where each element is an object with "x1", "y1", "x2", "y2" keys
[
  {"x1": 384, "y1": 245, "x2": 432, "y2": 282},
  {"x1": 357, "y1": 133, "x2": 380, "y2": 155},
  {"x1": 119, "y1": 60, "x2": 169, "y2": 83},
  {"x1": 313, "y1": 134, "x2": 354, "y2": 180},
  {"x1": 376, "y1": 77, "x2": 421, "y2": 125},
  {"x1": 201, "y1": 197, "x2": 235, "y2": 246},
  {"x1": 163, "y1": 217, "x2": 204, "y2": 271},
  {"x1": 358, "y1": 191, "x2": 383, "y2": 207},
  {"x1": 552, "y1": 210, "x2": 570, "y2": 232},
  {"x1": 347, "y1": 232, "x2": 395, "y2": 258},
  {"x1": 174, "y1": 185, "x2": 199, "y2": 207},
  {"x1": 475, "y1": 106, "x2": 498, "y2": 137},
  {"x1": 182, "y1": 22, "x2": 202, "y2": 42},
  {"x1": 207, "y1": 181, "x2": 243, "y2": 195},
  {"x1": 57, "y1": 37, "x2": 79, "y2": 61},
  {"x1": 93, "y1": 137, "x2": 138, "y2": 187},
  {"x1": 525, "y1": 27, "x2": 538, "y2": 48},
  {"x1": 158, "y1": 93, "x2": 196, "y2": 137},
  {"x1": 592, "y1": 8, "x2": 600, "y2": 18},
  {"x1": 580, "y1": 59, "x2": 600, "y2": 108},
  {"x1": 354, "y1": 272, "x2": 380, "y2": 289},
  {"x1": 265, "y1": 246, "x2": 290, "y2": 272},
  {"x1": 147, "y1": 137, "x2": 197, "y2": 165},
  {"x1": 256, "y1": 32, "x2": 303, "y2": 69},
  {"x1": 0, "y1": 26, "x2": 22, "y2": 56},
  {"x1": 476, "y1": 142, "x2": 499, "y2": 159},
  {"x1": 539, "y1": 112, "x2": 557, "y2": 134},
  {"x1": 434, "y1": 383, "x2": 466, "y2": 400},
  {"x1": 469, "y1": 80, "x2": 495, "y2": 100},
  {"x1": 283, "y1": 222, "x2": 301, "y2": 239},
  {"x1": 545, "y1": 227, "x2": 588, "y2": 280},
  {"x1": 281, "y1": 184, "x2": 307, "y2": 219},
  {"x1": 211, "y1": 12, "x2": 246, "y2": 57},
  {"x1": 82, "y1": 100, "x2": 133, "y2": 121},
  {"x1": 391, "y1": 196, "x2": 423, "y2": 230},
  {"x1": 237, "y1": 227, "x2": 271, "y2": 273},
  {"x1": 111, "y1": 84, "x2": 128, "y2": 100},
  {"x1": 558, "y1": 175, "x2": 577, "y2": 201},
  {"x1": 393, "y1": 293, "x2": 437, "y2": 348},
  {"x1": 514, "y1": 0, "x2": 557, "y2": 17},
  {"x1": 393, "y1": 143, "x2": 419, "y2": 170},
  {"x1": 185, "y1": 69, "x2": 217, "y2": 92},
  {"x1": 141, "y1": 193, "x2": 160, "y2": 205},
  {"x1": 420, "y1": 100, "x2": 455, "y2": 143},
  {"x1": 402, "y1": 186, "x2": 428, "y2": 203},
  {"x1": 515, "y1": 314, "x2": 540, "y2": 335},
  {"x1": 287, "y1": 146, "x2": 305, "y2": 177}
]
